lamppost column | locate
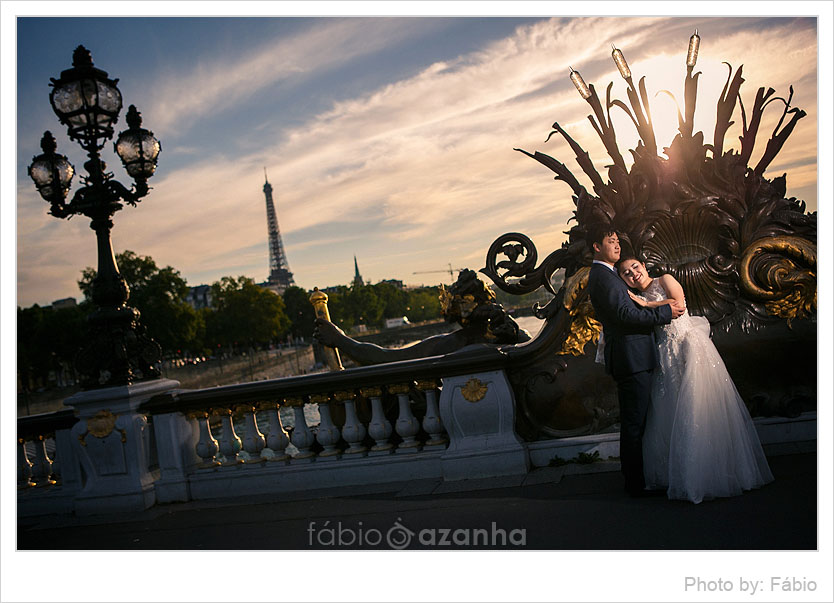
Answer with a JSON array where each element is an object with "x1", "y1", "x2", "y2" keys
[{"x1": 90, "y1": 215, "x2": 129, "y2": 309}]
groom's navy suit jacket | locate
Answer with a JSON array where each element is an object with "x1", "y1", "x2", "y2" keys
[{"x1": 587, "y1": 262, "x2": 673, "y2": 379}]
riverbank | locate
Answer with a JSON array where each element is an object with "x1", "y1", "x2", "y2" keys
[{"x1": 17, "y1": 345, "x2": 316, "y2": 416}]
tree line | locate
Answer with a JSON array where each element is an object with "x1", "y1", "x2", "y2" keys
[{"x1": 18, "y1": 251, "x2": 444, "y2": 392}]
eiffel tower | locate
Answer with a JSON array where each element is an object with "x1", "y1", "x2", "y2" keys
[{"x1": 262, "y1": 169, "x2": 295, "y2": 295}]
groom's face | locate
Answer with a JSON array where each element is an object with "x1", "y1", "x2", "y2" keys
[{"x1": 593, "y1": 233, "x2": 621, "y2": 264}]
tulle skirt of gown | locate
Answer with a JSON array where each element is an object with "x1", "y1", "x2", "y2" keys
[{"x1": 643, "y1": 312, "x2": 774, "y2": 504}]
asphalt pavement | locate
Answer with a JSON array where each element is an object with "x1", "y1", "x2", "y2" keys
[{"x1": 17, "y1": 451, "x2": 816, "y2": 550}]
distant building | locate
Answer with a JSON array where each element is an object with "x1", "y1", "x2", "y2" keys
[
  {"x1": 186, "y1": 285, "x2": 213, "y2": 310},
  {"x1": 378, "y1": 279, "x2": 404, "y2": 289},
  {"x1": 51, "y1": 297, "x2": 77, "y2": 309},
  {"x1": 262, "y1": 170, "x2": 295, "y2": 296},
  {"x1": 352, "y1": 255, "x2": 364, "y2": 288}
]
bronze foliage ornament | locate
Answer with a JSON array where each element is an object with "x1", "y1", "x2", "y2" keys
[
  {"x1": 480, "y1": 32, "x2": 816, "y2": 438},
  {"x1": 482, "y1": 32, "x2": 816, "y2": 336}
]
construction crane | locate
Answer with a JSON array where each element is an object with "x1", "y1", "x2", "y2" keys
[{"x1": 413, "y1": 263, "x2": 466, "y2": 281}]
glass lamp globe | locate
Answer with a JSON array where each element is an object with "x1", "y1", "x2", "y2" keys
[
  {"x1": 28, "y1": 131, "x2": 74, "y2": 203},
  {"x1": 49, "y1": 45, "x2": 123, "y2": 148},
  {"x1": 115, "y1": 105, "x2": 161, "y2": 180}
]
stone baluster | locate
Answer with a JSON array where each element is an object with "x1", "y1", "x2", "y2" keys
[
  {"x1": 311, "y1": 393, "x2": 341, "y2": 460},
  {"x1": 260, "y1": 401, "x2": 290, "y2": 462},
  {"x1": 238, "y1": 404, "x2": 266, "y2": 464},
  {"x1": 49, "y1": 437, "x2": 63, "y2": 480},
  {"x1": 190, "y1": 411, "x2": 220, "y2": 468},
  {"x1": 213, "y1": 408, "x2": 243, "y2": 466},
  {"x1": 361, "y1": 387, "x2": 393, "y2": 455},
  {"x1": 286, "y1": 397, "x2": 316, "y2": 461},
  {"x1": 418, "y1": 379, "x2": 447, "y2": 446},
  {"x1": 30, "y1": 435, "x2": 57, "y2": 486},
  {"x1": 18, "y1": 438, "x2": 35, "y2": 489},
  {"x1": 335, "y1": 390, "x2": 366, "y2": 456},
  {"x1": 389, "y1": 383, "x2": 422, "y2": 453}
]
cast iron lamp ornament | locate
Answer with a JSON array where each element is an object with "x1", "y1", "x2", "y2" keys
[{"x1": 28, "y1": 45, "x2": 162, "y2": 389}]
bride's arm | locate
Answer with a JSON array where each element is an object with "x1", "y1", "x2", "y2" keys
[
  {"x1": 658, "y1": 274, "x2": 686, "y2": 306},
  {"x1": 627, "y1": 290, "x2": 671, "y2": 308}
]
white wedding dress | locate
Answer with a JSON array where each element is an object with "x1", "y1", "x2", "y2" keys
[{"x1": 640, "y1": 278, "x2": 774, "y2": 504}]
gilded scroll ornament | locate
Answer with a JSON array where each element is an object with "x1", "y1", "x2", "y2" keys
[
  {"x1": 739, "y1": 236, "x2": 816, "y2": 326},
  {"x1": 559, "y1": 267, "x2": 602, "y2": 356},
  {"x1": 461, "y1": 378, "x2": 488, "y2": 402}
]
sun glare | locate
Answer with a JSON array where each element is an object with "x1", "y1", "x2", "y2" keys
[{"x1": 605, "y1": 52, "x2": 778, "y2": 165}]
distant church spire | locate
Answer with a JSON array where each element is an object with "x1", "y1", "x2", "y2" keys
[
  {"x1": 353, "y1": 255, "x2": 364, "y2": 287},
  {"x1": 263, "y1": 169, "x2": 295, "y2": 294}
]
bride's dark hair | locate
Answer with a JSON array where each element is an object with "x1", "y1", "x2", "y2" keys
[{"x1": 615, "y1": 254, "x2": 643, "y2": 274}]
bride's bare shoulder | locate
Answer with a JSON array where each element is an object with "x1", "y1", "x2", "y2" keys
[
  {"x1": 658, "y1": 273, "x2": 681, "y2": 287},
  {"x1": 658, "y1": 273, "x2": 685, "y2": 301}
]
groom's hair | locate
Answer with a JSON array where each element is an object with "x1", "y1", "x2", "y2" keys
[{"x1": 587, "y1": 225, "x2": 617, "y2": 250}]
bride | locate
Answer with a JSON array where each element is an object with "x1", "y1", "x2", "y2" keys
[{"x1": 614, "y1": 255, "x2": 774, "y2": 503}]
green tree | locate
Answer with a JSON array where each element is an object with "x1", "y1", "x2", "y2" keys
[
  {"x1": 405, "y1": 287, "x2": 443, "y2": 322},
  {"x1": 206, "y1": 276, "x2": 290, "y2": 351},
  {"x1": 322, "y1": 283, "x2": 444, "y2": 329},
  {"x1": 375, "y1": 282, "x2": 409, "y2": 319},
  {"x1": 17, "y1": 302, "x2": 88, "y2": 391},
  {"x1": 282, "y1": 286, "x2": 316, "y2": 340},
  {"x1": 327, "y1": 284, "x2": 386, "y2": 329},
  {"x1": 79, "y1": 250, "x2": 202, "y2": 356}
]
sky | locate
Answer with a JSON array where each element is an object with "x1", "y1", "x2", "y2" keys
[
  {"x1": 11, "y1": 12, "x2": 821, "y2": 308},
  {"x1": 2, "y1": 3, "x2": 833, "y2": 603}
]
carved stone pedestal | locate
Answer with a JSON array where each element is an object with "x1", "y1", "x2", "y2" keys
[
  {"x1": 64, "y1": 379, "x2": 179, "y2": 515},
  {"x1": 439, "y1": 370, "x2": 529, "y2": 481}
]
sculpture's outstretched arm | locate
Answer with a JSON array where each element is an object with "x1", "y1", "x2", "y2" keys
[{"x1": 313, "y1": 318, "x2": 467, "y2": 365}]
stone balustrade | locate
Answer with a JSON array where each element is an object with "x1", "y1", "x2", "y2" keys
[
  {"x1": 17, "y1": 339, "x2": 818, "y2": 519},
  {"x1": 18, "y1": 344, "x2": 532, "y2": 516},
  {"x1": 17, "y1": 409, "x2": 81, "y2": 517}
]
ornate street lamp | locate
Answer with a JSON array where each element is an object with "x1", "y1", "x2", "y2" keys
[
  {"x1": 28, "y1": 45, "x2": 162, "y2": 389},
  {"x1": 28, "y1": 131, "x2": 74, "y2": 210}
]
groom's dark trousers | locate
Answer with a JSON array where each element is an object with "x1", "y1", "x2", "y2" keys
[{"x1": 587, "y1": 263, "x2": 673, "y2": 495}]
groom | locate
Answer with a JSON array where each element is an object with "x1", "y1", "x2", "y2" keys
[{"x1": 586, "y1": 228, "x2": 684, "y2": 497}]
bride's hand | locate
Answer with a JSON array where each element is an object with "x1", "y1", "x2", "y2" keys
[{"x1": 628, "y1": 290, "x2": 648, "y2": 307}]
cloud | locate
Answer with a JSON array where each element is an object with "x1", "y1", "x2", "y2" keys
[
  {"x1": 16, "y1": 16, "x2": 818, "y2": 306},
  {"x1": 143, "y1": 18, "x2": 443, "y2": 138}
]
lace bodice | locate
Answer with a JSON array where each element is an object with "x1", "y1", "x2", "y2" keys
[
  {"x1": 638, "y1": 278, "x2": 695, "y2": 343},
  {"x1": 642, "y1": 278, "x2": 673, "y2": 304}
]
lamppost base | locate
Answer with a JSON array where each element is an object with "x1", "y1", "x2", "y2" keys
[{"x1": 75, "y1": 305, "x2": 162, "y2": 389}]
